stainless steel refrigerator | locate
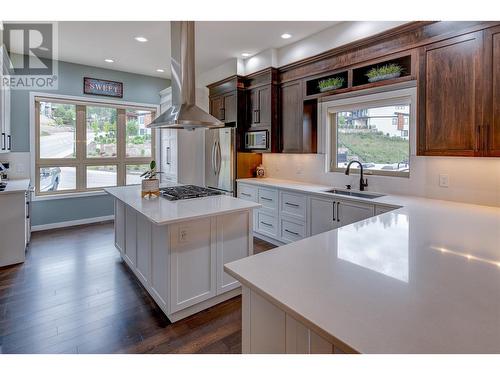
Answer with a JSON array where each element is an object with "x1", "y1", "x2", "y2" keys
[{"x1": 205, "y1": 127, "x2": 235, "y2": 194}]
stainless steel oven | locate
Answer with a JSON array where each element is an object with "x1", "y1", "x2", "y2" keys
[{"x1": 245, "y1": 130, "x2": 268, "y2": 150}]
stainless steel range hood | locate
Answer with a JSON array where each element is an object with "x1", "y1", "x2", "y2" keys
[{"x1": 148, "y1": 21, "x2": 223, "y2": 130}]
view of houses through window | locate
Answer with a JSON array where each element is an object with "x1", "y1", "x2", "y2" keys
[
  {"x1": 36, "y1": 98, "x2": 155, "y2": 195},
  {"x1": 334, "y1": 103, "x2": 410, "y2": 175}
]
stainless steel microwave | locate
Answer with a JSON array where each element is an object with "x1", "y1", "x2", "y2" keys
[{"x1": 245, "y1": 130, "x2": 268, "y2": 150}]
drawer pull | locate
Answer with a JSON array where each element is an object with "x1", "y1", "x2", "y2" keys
[
  {"x1": 284, "y1": 229, "x2": 299, "y2": 236},
  {"x1": 261, "y1": 197, "x2": 273, "y2": 201},
  {"x1": 285, "y1": 202, "x2": 299, "y2": 207},
  {"x1": 240, "y1": 192, "x2": 252, "y2": 197},
  {"x1": 260, "y1": 221, "x2": 273, "y2": 227}
]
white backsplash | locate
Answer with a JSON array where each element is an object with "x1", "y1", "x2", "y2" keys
[
  {"x1": 263, "y1": 153, "x2": 500, "y2": 207},
  {"x1": 0, "y1": 152, "x2": 31, "y2": 180}
]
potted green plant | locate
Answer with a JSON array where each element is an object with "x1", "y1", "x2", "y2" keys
[
  {"x1": 366, "y1": 63, "x2": 403, "y2": 83},
  {"x1": 318, "y1": 76, "x2": 345, "y2": 92},
  {"x1": 141, "y1": 160, "x2": 162, "y2": 198}
]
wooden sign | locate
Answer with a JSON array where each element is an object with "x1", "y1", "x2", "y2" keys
[{"x1": 83, "y1": 77, "x2": 123, "y2": 98}]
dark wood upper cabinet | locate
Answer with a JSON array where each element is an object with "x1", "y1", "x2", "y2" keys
[
  {"x1": 245, "y1": 68, "x2": 279, "y2": 152},
  {"x1": 484, "y1": 26, "x2": 500, "y2": 156},
  {"x1": 417, "y1": 31, "x2": 484, "y2": 156},
  {"x1": 280, "y1": 80, "x2": 304, "y2": 153},
  {"x1": 223, "y1": 92, "x2": 237, "y2": 123},
  {"x1": 249, "y1": 85, "x2": 272, "y2": 127},
  {"x1": 209, "y1": 96, "x2": 224, "y2": 121},
  {"x1": 207, "y1": 76, "x2": 245, "y2": 124}
]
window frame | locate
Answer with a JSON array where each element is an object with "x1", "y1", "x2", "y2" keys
[
  {"x1": 34, "y1": 95, "x2": 157, "y2": 197},
  {"x1": 320, "y1": 86, "x2": 417, "y2": 178}
]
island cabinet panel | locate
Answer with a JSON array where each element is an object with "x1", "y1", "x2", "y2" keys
[
  {"x1": 124, "y1": 206, "x2": 137, "y2": 267},
  {"x1": 150, "y1": 224, "x2": 170, "y2": 308},
  {"x1": 136, "y1": 215, "x2": 152, "y2": 284},
  {"x1": 418, "y1": 31, "x2": 484, "y2": 156},
  {"x1": 484, "y1": 26, "x2": 500, "y2": 156},
  {"x1": 242, "y1": 287, "x2": 336, "y2": 354},
  {"x1": 216, "y1": 211, "x2": 251, "y2": 294},
  {"x1": 248, "y1": 287, "x2": 286, "y2": 353},
  {"x1": 169, "y1": 217, "x2": 217, "y2": 314},
  {"x1": 114, "y1": 200, "x2": 125, "y2": 253}
]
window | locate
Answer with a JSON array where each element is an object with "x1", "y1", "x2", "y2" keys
[
  {"x1": 324, "y1": 87, "x2": 415, "y2": 177},
  {"x1": 35, "y1": 97, "x2": 156, "y2": 196}
]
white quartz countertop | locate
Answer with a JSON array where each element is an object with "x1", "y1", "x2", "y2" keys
[
  {"x1": 228, "y1": 178, "x2": 500, "y2": 353},
  {"x1": 0, "y1": 179, "x2": 31, "y2": 195},
  {"x1": 105, "y1": 185, "x2": 261, "y2": 225}
]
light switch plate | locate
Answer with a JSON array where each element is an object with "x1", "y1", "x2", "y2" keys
[{"x1": 439, "y1": 174, "x2": 449, "y2": 188}]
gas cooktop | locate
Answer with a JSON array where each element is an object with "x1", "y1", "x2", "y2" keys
[{"x1": 160, "y1": 185, "x2": 223, "y2": 201}]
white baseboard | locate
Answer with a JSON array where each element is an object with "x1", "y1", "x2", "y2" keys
[{"x1": 31, "y1": 215, "x2": 114, "y2": 232}]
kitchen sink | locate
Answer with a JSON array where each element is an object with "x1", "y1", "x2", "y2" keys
[{"x1": 325, "y1": 189, "x2": 385, "y2": 199}]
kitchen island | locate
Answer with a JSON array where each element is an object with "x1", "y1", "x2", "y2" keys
[
  {"x1": 225, "y1": 185, "x2": 500, "y2": 354},
  {"x1": 105, "y1": 184, "x2": 260, "y2": 322}
]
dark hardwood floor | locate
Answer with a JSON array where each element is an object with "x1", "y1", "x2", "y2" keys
[{"x1": 0, "y1": 222, "x2": 276, "y2": 354}]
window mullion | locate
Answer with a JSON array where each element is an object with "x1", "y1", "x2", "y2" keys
[
  {"x1": 76, "y1": 105, "x2": 86, "y2": 191},
  {"x1": 117, "y1": 108, "x2": 126, "y2": 186}
]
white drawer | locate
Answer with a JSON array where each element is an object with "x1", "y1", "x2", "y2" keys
[
  {"x1": 280, "y1": 218, "x2": 306, "y2": 242},
  {"x1": 256, "y1": 210, "x2": 278, "y2": 237},
  {"x1": 258, "y1": 187, "x2": 278, "y2": 211},
  {"x1": 280, "y1": 191, "x2": 307, "y2": 219},
  {"x1": 238, "y1": 183, "x2": 257, "y2": 202}
]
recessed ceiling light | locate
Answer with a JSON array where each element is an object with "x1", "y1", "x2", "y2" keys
[
  {"x1": 104, "y1": 58, "x2": 114, "y2": 63},
  {"x1": 281, "y1": 33, "x2": 292, "y2": 39},
  {"x1": 241, "y1": 52, "x2": 252, "y2": 57},
  {"x1": 156, "y1": 69, "x2": 165, "y2": 73},
  {"x1": 134, "y1": 36, "x2": 148, "y2": 43}
]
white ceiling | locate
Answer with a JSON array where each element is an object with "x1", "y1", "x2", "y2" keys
[{"x1": 8, "y1": 21, "x2": 339, "y2": 79}]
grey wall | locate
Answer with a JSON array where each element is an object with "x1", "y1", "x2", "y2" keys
[{"x1": 10, "y1": 56, "x2": 170, "y2": 226}]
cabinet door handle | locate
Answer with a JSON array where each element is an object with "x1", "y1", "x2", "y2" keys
[
  {"x1": 260, "y1": 221, "x2": 273, "y2": 227},
  {"x1": 332, "y1": 201, "x2": 336, "y2": 221},
  {"x1": 240, "y1": 192, "x2": 251, "y2": 197},
  {"x1": 261, "y1": 196, "x2": 273, "y2": 201},
  {"x1": 284, "y1": 229, "x2": 299, "y2": 236},
  {"x1": 7, "y1": 135, "x2": 11, "y2": 151},
  {"x1": 1, "y1": 133, "x2": 5, "y2": 151},
  {"x1": 285, "y1": 202, "x2": 299, "y2": 207},
  {"x1": 337, "y1": 202, "x2": 340, "y2": 222},
  {"x1": 166, "y1": 146, "x2": 171, "y2": 165}
]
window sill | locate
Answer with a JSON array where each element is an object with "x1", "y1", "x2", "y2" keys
[{"x1": 33, "y1": 190, "x2": 109, "y2": 201}]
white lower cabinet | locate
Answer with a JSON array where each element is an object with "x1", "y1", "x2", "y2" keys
[
  {"x1": 337, "y1": 199, "x2": 375, "y2": 227},
  {"x1": 238, "y1": 182, "x2": 385, "y2": 244},
  {"x1": 255, "y1": 209, "x2": 279, "y2": 237},
  {"x1": 243, "y1": 286, "x2": 336, "y2": 354},
  {"x1": 113, "y1": 201, "x2": 252, "y2": 322},
  {"x1": 310, "y1": 197, "x2": 338, "y2": 236}
]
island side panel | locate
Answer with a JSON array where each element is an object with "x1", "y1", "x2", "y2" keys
[
  {"x1": 112, "y1": 197, "x2": 255, "y2": 323},
  {"x1": 242, "y1": 286, "x2": 338, "y2": 354}
]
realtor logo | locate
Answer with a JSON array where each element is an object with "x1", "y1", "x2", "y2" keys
[{"x1": 1, "y1": 22, "x2": 58, "y2": 90}]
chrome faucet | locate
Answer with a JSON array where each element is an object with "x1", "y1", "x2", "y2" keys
[{"x1": 345, "y1": 160, "x2": 368, "y2": 191}]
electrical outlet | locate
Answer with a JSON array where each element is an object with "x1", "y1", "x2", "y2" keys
[
  {"x1": 179, "y1": 228, "x2": 188, "y2": 243},
  {"x1": 439, "y1": 174, "x2": 449, "y2": 188}
]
